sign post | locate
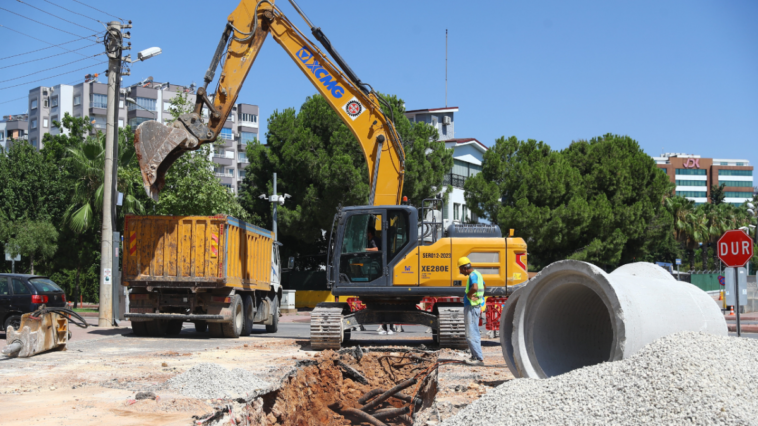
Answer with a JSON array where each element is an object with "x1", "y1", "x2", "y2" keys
[
  {"x1": 5, "y1": 250, "x2": 21, "y2": 274},
  {"x1": 717, "y1": 230, "x2": 754, "y2": 337},
  {"x1": 675, "y1": 258, "x2": 681, "y2": 281}
]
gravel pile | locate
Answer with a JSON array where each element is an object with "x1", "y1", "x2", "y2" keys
[
  {"x1": 165, "y1": 363, "x2": 270, "y2": 399},
  {"x1": 443, "y1": 332, "x2": 758, "y2": 425}
]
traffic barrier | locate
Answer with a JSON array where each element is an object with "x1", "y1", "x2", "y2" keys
[{"x1": 501, "y1": 260, "x2": 727, "y2": 379}]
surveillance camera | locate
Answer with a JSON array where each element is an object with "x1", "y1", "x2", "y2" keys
[
  {"x1": 138, "y1": 47, "x2": 162, "y2": 61},
  {"x1": 259, "y1": 194, "x2": 268, "y2": 200}
]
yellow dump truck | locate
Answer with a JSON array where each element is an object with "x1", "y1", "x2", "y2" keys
[{"x1": 122, "y1": 215, "x2": 282, "y2": 338}]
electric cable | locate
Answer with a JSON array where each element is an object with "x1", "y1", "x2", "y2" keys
[
  {"x1": 0, "y1": 31, "x2": 98, "y2": 61},
  {"x1": 0, "y1": 53, "x2": 104, "y2": 83},
  {"x1": 42, "y1": 0, "x2": 103, "y2": 24},
  {"x1": 14, "y1": 0, "x2": 101, "y2": 33},
  {"x1": 0, "y1": 43, "x2": 98, "y2": 69},
  {"x1": 0, "y1": 60, "x2": 106, "y2": 91},
  {"x1": 0, "y1": 6, "x2": 93, "y2": 38},
  {"x1": 71, "y1": 0, "x2": 125, "y2": 22},
  {"x1": 0, "y1": 95, "x2": 30, "y2": 106},
  {"x1": 0, "y1": 24, "x2": 98, "y2": 59}
]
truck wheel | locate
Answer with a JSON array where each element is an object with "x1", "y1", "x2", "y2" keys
[
  {"x1": 166, "y1": 320, "x2": 183, "y2": 335},
  {"x1": 147, "y1": 319, "x2": 168, "y2": 337},
  {"x1": 132, "y1": 321, "x2": 148, "y2": 336},
  {"x1": 241, "y1": 294, "x2": 254, "y2": 337},
  {"x1": 265, "y1": 296, "x2": 279, "y2": 333},
  {"x1": 208, "y1": 323, "x2": 224, "y2": 338},
  {"x1": 221, "y1": 295, "x2": 243, "y2": 338},
  {"x1": 194, "y1": 321, "x2": 208, "y2": 333}
]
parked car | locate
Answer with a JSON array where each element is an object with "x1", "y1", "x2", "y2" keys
[{"x1": 0, "y1": 274, "x2": 66, "y2": 332}]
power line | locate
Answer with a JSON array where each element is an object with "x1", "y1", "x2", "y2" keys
[
  {"x1": 0, "y1": 24, "x2": 98, "y2": 59},
  {"x1": 42, "y1": 0, "x2": 102, "y2": 24},
  {"x1": 0, "y1": 61, "x2": 107, "y2": 91},
  {"x1": 15, "y1": 0, "x2": 101, "y2": 33},
  {"x1": 0, "y1": 43, "x2": 99, "y2": 69},
  {"x1": 0, "y1": 54, "x2": 104, "y2": 83},
  {"x1": 0, "y1": 31, "x2": 98, "y2": 61},
  {"x1": 0, "y1": 6, "x2": 93, "y2": 38},
  {"x1": 71, "y1": 0, "x2": 125, "y2": 22},
  {"x1": 0, "y1": 95, "x2": 30, "y2": 106}
]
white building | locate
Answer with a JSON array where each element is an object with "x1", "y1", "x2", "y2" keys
[{"x1": 404, "y1": 107, "x2": 487, "y2": 228}]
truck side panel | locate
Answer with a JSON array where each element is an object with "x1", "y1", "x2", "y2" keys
[{"x1": 225, "y1": 217, "x2": 273, "y2": 290}]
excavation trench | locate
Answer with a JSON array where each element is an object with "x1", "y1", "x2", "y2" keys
[{"x1": 196, "y1": 348, "x2": 442, "y2": 426}]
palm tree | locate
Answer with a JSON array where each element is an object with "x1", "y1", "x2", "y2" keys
[{"x1": 665, "y1": 196, "x2": 695, "y2": 269}]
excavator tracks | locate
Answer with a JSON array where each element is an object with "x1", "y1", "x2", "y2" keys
[
  {"x1": 310, "y1": 303, "x2": 345, "y2": 350},
  {"x1": 437, "y1": 305, "x2": 467, "y2": 349}
]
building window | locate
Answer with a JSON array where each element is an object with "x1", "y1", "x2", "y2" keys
[
  {"x1": 719, "y1": 181, "x2": 753, "y2": 188},
  {"x1": 676, "y1": 191, "x2": 707, "y2": 198},
  {"x1": 118, "y1": 119, "x2": 124, "y2": 128},
  {"x1": 214, "y1": 148, "x2": 225, "y2": 157},
  {"x1": 675, "y1": 168, "x2": 706, "y2": 175},
  {"x1": 724, "y1": 192, "x2": 752, "y2": 198},
  {"x1": 31, "y1": 99, "x2": 38, "y2": 109},
  {"x1": 74, "y1": 95, "x2": 81, "y2": 106},
  {"x1": 719, "y1": 169, "x2": 751, "y2": 176},
  {"x1": 442, "y1": 204, "x2": 449, "y2": 220},
  {"x1": 221, "y1": 183, "x2": 233, "y2": 191},
  {"x1": 31, "y1": 138, "x2": 38, "y2": 148},
  {"x1": 720, "y1": 162, "x2": 728, "y2": 166},
  {"x1": 51, "y1": 115, "x2": 58, "y2": 124},
  {"x1": 43, "y1": 118, "x2": 48, "y2": 128},
  {"x1": 240, "y1": 113, "x2": 258, "y2": 123},
  {"x1": 454, "y1": 203, "x2": 460, "y2": 221},
  {"x1": 31, "y1": 119, "x2": 38, "y2": 129},
  {"x1": 119, "y1": 99, "x2": 124, "y2": 109},
  {"x1": 736, "y1": 162, "x2": 745, "y2": 166},
  {"x1": 239, "y1": 169, "x2": 246, "y2": 178},
  {"x1": 238, "y1": 152, "x2": 247, "y2": 162},
  {"x1": 675, "y1": 180, "x2": 707, "y2": 187},
  {"x1": 226, "y1": 168, "x2": 234, "y2": 177},
  {"x1": 128, "y1": 117, "x2": 153, "y2": 128},
  {"x1": 220, "y1": 128, "x2": 233, "y2": 140},
  {"x1": 462, "y1": 205, "x2": 469, "y2": 222},
  {"x1": 51, "y1": 96, "x2": 58, "y2": 108},
  {"x1": 214, "y1": 166, "x2": 224, "y2": 175},
  {"x1": 90, "y1": 94, "x2": 106, "y2": 109},
  {"x1": 164, "y1": 101, "x2": 172, "y2": 112},
  {"x1": 127, "y1": 97, "x2": 156, "y2": 111},
  {"x1": 239, "y1": 131, "x2": 256, "y2": 145}
]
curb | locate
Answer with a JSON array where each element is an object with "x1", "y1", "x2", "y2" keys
[{"x1": 727, "y1": 324, "x2": 758, "y2": 333}]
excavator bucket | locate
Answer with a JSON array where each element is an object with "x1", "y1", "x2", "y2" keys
[{"x1": 134, "y1": 121, "x2": 197, "y2": 201}]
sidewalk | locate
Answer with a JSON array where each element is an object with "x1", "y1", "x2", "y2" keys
[{"x1": 724, "y1": 312, "x2": 758, "y2": 332}]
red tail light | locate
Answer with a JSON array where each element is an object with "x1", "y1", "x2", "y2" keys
[
  {"x1": 61, "y1": 294, "x2": 66, "y2": 303},
  {"x1": 32, "y1": 295, "x2": 49, "y2": 304}
]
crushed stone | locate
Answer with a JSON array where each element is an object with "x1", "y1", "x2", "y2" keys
[
  {"x1": 165, "y1": 363, "x2": 270, "y2": 399},
  {"x1": 443, "y1": 332, "x2": 758, "y2": 425}
]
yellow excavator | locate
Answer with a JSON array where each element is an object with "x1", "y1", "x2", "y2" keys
[{"x1": 134, "y1": 0, "x2": 528, "y2": 349}]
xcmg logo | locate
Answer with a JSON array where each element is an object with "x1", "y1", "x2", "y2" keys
[{"x1": 296, "y1": 47, "x2": 345, "y2": 99}]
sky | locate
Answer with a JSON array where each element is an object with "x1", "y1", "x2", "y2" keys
[{"x1": 1, "y1": 0, "x2": 757, "y2": 170}]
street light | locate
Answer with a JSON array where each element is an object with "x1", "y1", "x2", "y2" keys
[{"x1": 259, "y1": 172, "x2": 290, "y2": 241}]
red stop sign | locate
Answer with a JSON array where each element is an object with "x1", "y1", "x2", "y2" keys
[{"x1": 717, "y1": 230, "x2": 754, "y2": 267}]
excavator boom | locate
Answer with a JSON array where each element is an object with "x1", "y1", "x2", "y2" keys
[{"x1": 134, "y1": 0, "x2": 405, "y2": 205}]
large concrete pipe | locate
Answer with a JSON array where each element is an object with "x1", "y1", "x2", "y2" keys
[{"x1": 501, "y1": 260, "x2": 727, "y2": 379}]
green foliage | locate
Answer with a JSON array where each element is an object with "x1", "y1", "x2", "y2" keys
[
  {"x1": 239, "y1": 94, "x2": 452, "y2": 258},
  {"x1": 710, "y1": 183, "x2": 726, "y2": 205},
  {"x1": 465, "y1": 134, "x2": 675, "y2": 269},
  {"x1": 0, "y1": 218, "x2": 58, "y2": 274}
]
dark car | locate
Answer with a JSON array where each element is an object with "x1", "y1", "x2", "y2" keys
[{"x1": 0, "y1": 274, "x2": 66, "y2": 332}]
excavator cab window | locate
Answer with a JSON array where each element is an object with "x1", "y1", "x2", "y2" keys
[
  {"x1": 339, "y1": 213, "x2": 384, "y2": 283},
  {"x1": 386, "y1": 210, "x2": 409, "y2": 263}
]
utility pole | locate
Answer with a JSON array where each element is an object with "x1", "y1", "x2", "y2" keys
[
  {"x1": 259, "y1": 173, "x2": 291, "y2": 241},
  {"x1": 99, "y1": 21, "x2": 129, "y2": 327},
  {"x1": 445, "y1": 29, "x2": 448, "y2": 108}
]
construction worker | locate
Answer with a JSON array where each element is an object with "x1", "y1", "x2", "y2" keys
[{"x1": 458, "y1": 257, "x2": 484, "y2": 366}]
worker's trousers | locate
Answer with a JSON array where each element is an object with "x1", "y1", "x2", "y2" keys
[{"x1": 464, "y1": 305, "x2": 484, "y2": 361}]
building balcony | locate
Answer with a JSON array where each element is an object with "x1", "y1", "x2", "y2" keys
[{"x1": 443, "y1": 173, "x2": 467, "y2": 189}]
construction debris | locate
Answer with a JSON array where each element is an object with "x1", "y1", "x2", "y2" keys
[
  {"x1": 165, "y1": 363, "x2": 270, "y2": 399},
  {"x1": 443, "y1": 332, "x2": 758, "y2": 425}
]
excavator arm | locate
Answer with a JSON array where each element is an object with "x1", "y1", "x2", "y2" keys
[{"x1": 134, "y1": 0, "x2": 405, "y2": 206}]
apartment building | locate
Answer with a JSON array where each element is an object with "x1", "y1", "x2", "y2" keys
[
  {"x1": 405, "y1": 106, "x2": 486, "y2": 228},
  {"x1": 653, "y1": 153, "x2": 754, "y2": 206},
  {"x1": 0, "y1": 113, "x2": 28, "y2": 152},
  {"x1": 22, "y1": 76, "x2": 258, "y2": 193}
]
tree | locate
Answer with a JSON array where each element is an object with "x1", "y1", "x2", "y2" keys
[
  {"x1": 710, "y1": 183, "x2": 726, "y2": 205},
  {"x1": 239, "y1": 94, "x2": 452, "y2": 259},
  {"x1": 0, "y1": 217, "x2": 58, "y2": 274},
  {"x1": 465, "y1": 134, "x2": 672, "y2": 269}
]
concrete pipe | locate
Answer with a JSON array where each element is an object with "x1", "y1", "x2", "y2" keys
[{"x1": 502, "y1": 260, "x2": 727, "y2": 379}]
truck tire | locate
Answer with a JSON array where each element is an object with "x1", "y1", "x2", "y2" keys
[
  {"x1": 265, "y1": 295, "x2": 279, "y2": 333},
  {"x1": 241, "y1": 294, "x2": 254, "y2": 337},
  {"x1": 147, "y1": 319, "x2": 168, "y2": 337},
  {"x1": 132, "y1": 321, "x2": 148, "y2": 336},
  {"x1": 208, "y1": 322, "x2": 224, "y2": 338},
  {"x1": 221, "y1": 295, "x2": 243, "y2": 338},
  {"x1": 194, "y1": 321, "x2": 208, "y2": 333},
  {"x1": 166, "y1": 320, "x2": 183, "y2": 335}
]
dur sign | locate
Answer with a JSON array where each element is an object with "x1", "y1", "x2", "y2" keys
[{"x1": 717, "y1": 230, "x2": 754, "y2": 267}]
